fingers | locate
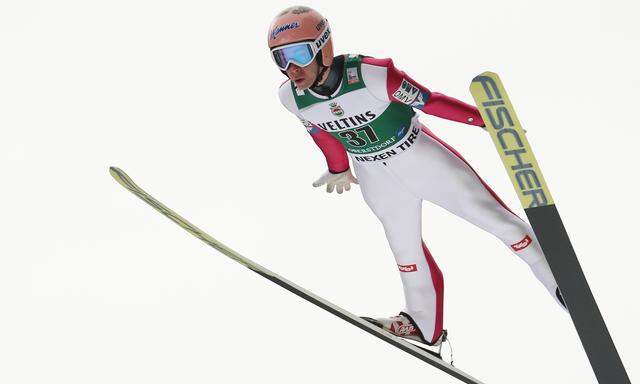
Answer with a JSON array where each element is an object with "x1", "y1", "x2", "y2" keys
[
  {"x1": 326, "y1": 183, "x2": 335, "y2": 193},
  {"x1": 333, "y1": 182, "x2": 354, "y2": 194},
  {"x1": 313, "y1": 171, "x2": 332, "y2": 187},
  {"x1": 313, "y1": 175, "x2": 327, "y2": 187},
  {"x1": 314, "y1": 171, "x2": 358, "y2": 194}
]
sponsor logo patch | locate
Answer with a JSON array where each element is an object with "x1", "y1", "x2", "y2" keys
[
  {"x1": 300, "y1": 118, "x2": 318, "y2": 134},
  {"x1": 397, "y1": 324, "x2": 416, "y2": 335},
  {"x1": 314, "y1": 26, "x2": 331, "y2": 49},
  {"x1": 353, "y1": 125, "x2": 420, "y2": 162},
  {"x1": 291, "y1": 6, "x2": 310, "y2": 15},
  {"x1": 271, "y1": 22, "x2": 300, "y2": 40},
  {"x1": 511, "y1": 235, "x2": 532, "y2": 251},
  {"x1": 347, "y1": 67, "x2": 359, "y2": 84},
  {"x1": 398, "y1": 264, "x2": 418, "y2": 272},
  {"x1": 391, "y1": 322, "x2": 417, "y2": 335},
  {"x1": 393, "y1": 79, "x2": 429, "y2": 109},
  {"x1": 329, "y1": 102, "x2": 344, "y2": 117},
  {"x1": 315, "y1": 18, "x2": 326, "y2": 31},
  {"x1": 317, "y1": 110, "x2": 376, "y2": 131}
]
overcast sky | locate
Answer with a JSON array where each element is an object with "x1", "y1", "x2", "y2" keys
[{"x1": 1, "y1": 1, "x2": 638, "y2": 383}]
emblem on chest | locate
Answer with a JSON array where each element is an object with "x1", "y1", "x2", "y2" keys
[{"x1": 329, "y1": 102, "x2": 344, "y2": 116}]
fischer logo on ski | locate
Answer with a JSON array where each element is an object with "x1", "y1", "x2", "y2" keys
[
  {"x1": 470, "y1": 72, "x2": 631, "y2": 384},
  {"x1": 471, "y1": 74, "x2": 553, "y2": 209}
]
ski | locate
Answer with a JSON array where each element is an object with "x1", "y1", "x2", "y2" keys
[
  {"x1": 109, "y1": 166, "x2": 485, "y2": 384},
  {"x1": 469, "y1": 72, "x2": 630, "y2": 384}
]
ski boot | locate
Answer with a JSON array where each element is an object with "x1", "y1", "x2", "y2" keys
[{"x1": 362, "y1": 312, "x2": 448, "y2": 359}]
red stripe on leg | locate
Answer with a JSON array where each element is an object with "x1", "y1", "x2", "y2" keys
[{"x1": 421, "y1": 240, "x2": 444, "y2": 343}]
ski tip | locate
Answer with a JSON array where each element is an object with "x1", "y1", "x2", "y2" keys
[
  {"x1": 473, "y1": 71, "x2": 498, "y2": 79},
  {"x1": 109, "y1": 166, "x2": 133, "y2": 188},
  {"x1": 109, "y1": 166, "x2": 123, "y2": 178},
  {"x1": 470, "y1": 71, "x2": 500, "y2": 85},
  {"x1": 109, "y1": 166, "x2": 143, "y2": 193}
]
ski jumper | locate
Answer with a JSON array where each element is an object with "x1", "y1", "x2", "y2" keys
[{"x1": 278, "y1": 54, "x2": 562, "y2": 344}]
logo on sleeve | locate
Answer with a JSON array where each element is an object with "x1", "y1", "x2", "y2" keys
[
  {"x1": 393, "y1": 79, "x2": 428, "y2": 109},
  {"x1": 398, "y1": 264, "x2": 418, "y2": 272},
  {"x1": 511, "y1": 235, "x2": 532, "y2": 251},
  {"x1": 347, "y1": 67, "x2": 360, "y2": 84},
  {"x1": 300, "y1": 118, "x2": 318, "y2": 134}
]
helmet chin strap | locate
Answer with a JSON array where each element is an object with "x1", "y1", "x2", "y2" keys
[{"x1": 311, "y1": 65, "x2": 329, "y2": 88}]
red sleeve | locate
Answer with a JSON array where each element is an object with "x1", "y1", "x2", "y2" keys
[
  {"x1": 422, "y1": 92, "x2": 484, "y2": 126},
  {"x1": 304, "y1": 121, "x2": 350, "y2": 173},
  {"x1": 362, "y1": 57, "x2": 485, "y2": 127}
]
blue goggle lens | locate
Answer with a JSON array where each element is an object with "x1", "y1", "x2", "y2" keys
[{"x1": 272, "y1": 43, "x2": 314, "y2": 70}]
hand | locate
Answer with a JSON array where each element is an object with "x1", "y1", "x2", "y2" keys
[{"x1": 312, "y1": 169, "x2": 358, "y2": 194}]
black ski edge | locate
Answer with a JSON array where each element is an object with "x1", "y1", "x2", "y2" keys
[
  {"x1": 109, "y1": 166, "x2": 485, "y2": 384},
  {"x1": 525, "y1": 205, "x2": 630, "y2": 383}
]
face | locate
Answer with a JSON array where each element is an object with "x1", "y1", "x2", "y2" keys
[{"x1": 285, "y1": 60, "x2": 320, "y2": 90}]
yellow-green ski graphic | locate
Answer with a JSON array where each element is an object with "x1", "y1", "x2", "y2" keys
[
  {"x1": 469, "y1": 73, "x2": 630, "y2": 384},
  {"x1": 110, "y1": 166, "x2": 256, "y2": 270},
  {"x1": 470, "y1": 72, "x2": 553, "y2": 209},
  {"x1": 109, "y1": 166, "x2": 485, "y2": 384}
]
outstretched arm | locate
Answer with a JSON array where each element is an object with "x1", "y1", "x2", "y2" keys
[
  {"x1": 305, "y1": 122, "x2": 350, "y2": 174},
  {"x1": 278, "y1": 81, "x2": 351, "y2": 174},
  {"x1": 305, "y1": 121, "x2": 358, "y2": 194},
  {"x1": 362, "y1": 57, "x2": 485, "y2": 127}
]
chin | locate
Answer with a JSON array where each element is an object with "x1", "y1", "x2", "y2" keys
[
  {"x1": 294, "y1": 83, "x2": 311, "y2": 91},
  {"x1": 292, "y1": 78, "x2": 313, "y2": 91}
]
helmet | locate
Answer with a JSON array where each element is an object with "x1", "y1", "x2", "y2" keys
[{"x1": 267, "y1": 6, "x2": 334, "y2": 69}]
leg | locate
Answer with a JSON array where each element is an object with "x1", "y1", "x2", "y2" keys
[
  {"x1": 390, "y1": 127, "x2": 564, "y2": 308},
  {"x1": 354, "y1": 162, "x2": 445, "y2": 343}
]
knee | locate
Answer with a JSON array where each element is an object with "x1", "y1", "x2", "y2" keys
[{"x1": 494, "y1": 219, "x2": 533, "y2": 244}]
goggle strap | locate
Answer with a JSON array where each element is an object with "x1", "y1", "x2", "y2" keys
[{"x1": 312, "y1": 22, "x2": 331, "y2": 52}]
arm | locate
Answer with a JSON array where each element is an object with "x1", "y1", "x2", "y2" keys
[
  {"x1": 298, "y1": 118, "x2": 357, "y2": 193},
  {"x1": 304, "y1": 120, "x2": 350, "y2": 174},
  {"x1": 277, "y1": 82, "x2": 350, "y2": 173},
  {"x1": 361, "y1": 57, "x2": 485, "y2": 127}
]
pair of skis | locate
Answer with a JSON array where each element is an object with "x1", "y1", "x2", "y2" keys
[{"x1": 111, "y1": 72, "x2": 630, "y2": 384}]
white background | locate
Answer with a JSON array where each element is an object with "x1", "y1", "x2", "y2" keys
[{"x1": 1, "y1": 0, "x2": 638, "y2": 383}]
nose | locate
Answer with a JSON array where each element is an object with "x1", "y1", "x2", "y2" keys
[{"x1": 287, "y1": 63, "x2": 302, "y2": 74}]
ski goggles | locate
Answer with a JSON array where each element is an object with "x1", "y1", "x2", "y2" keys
[{"x1": 270, "y1": 24, "x2": 331, "y2": 71}]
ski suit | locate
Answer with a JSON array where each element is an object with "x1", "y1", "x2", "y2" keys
[{"x1": 278, "y1": 54, "x2": 561, "y2": 344}]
